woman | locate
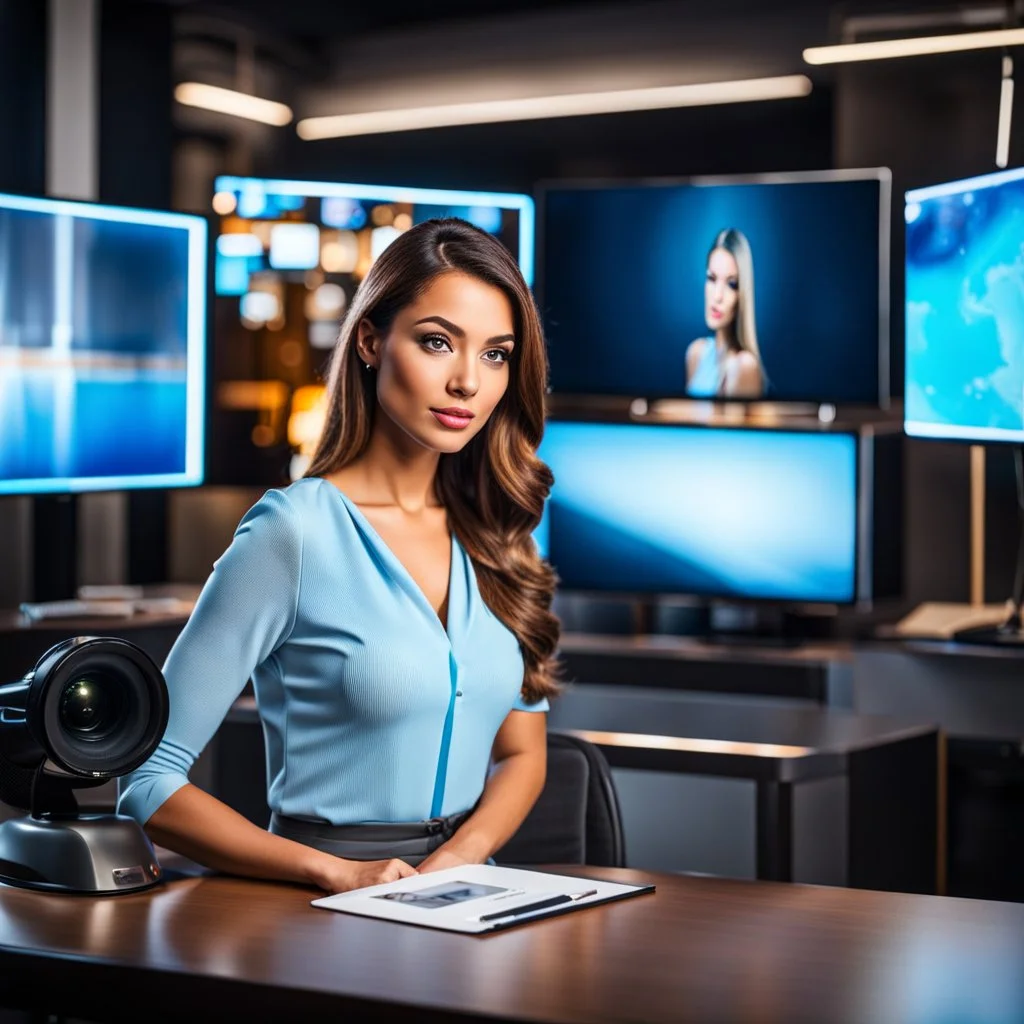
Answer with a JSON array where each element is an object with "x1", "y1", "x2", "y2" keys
[
  {"x1": 685, "y1": 228, "x2": 766, "y2": 399},
  {"x1": 118, "y1": 218, "x2": 560, "y2": 894}
]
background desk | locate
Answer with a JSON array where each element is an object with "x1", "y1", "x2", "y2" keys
[
  {"x1": 549, "y1": 686, "x2": 941, "y2": 891},
  {"x1": 558, "y1": 632, "x2": 850, "y2": 702},
  {"x1": 0, "y1": 606, "x2": 189, "y2": 682},
  {"x1": 0, "y1": 867, "x2": 1021, "y2": 1023}
]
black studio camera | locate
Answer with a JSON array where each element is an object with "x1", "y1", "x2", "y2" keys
[{"x1": 0, "y1": 637, "x2": 169, "y2": 894}]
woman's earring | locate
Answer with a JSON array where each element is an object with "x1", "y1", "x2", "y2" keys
[{"x1": 365, "y1": 362, "x2": 372, "y2": 372}]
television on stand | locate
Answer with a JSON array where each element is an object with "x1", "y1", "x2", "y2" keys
[
  {"x1": 905, "y1": 166, "x2": 1024, "y2": 645},
  {"x1": 0, "y1": 191, "x2": 209, "y2": 601}
]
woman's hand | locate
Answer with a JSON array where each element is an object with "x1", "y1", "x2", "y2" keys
[
  {"x1": 416, "y1": 841, "x2": 485, "y2": 875},
  {"x1": 310, "y1": 855, "x2": 418, "y2": 894}
]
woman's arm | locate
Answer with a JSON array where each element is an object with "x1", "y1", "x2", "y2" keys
[
  {"x1": 145, "y1": 783, "x2": 416, "y2": 892},
  {"x1": 684, "y1": 338, "x2": 704, "y2": 383},
  {"x1": 417, "y1": 709, "x2": 547, "y2": 872},
  {"x1": 118, "y1": 490, "x2": 417, "y2": 894},
  {"x1": 724, "y1": 350, "x2": 763, "y2": 398}
]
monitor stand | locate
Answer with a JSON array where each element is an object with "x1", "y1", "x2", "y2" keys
[
  {"x1": 636, "y1": 600, "x2": 836, "y2": 646},
  {"x1": 953, "y1": 445, "x2": 1024, "y2": 647},
  {"x1": 954, "y1": 608, "x2": 1024, "y2": 645}
]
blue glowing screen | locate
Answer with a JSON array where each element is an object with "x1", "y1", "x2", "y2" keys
[
  {"x1": 537, "y1": 421, "x2": 858, "y2": 603},
  {"x1": 541, "y1": 173, "x2": 887, "y2": 404},
  {"x1": 905, "y1": 167, "x2": 1024, "y2": 443},
  {"x1": 0, "y1": 193, "x2": 207, "y2": 495}
]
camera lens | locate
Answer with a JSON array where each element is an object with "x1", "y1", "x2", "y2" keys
[
  {"x1": 59, "y1": 676, "x2": 124, "y2": 741},
  {"x1": 33, "y1": 638, "x2": 169, "y2": 778}
]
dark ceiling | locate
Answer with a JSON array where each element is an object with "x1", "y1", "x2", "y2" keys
[{"x1": 166, "y1": 0, "x2": 626, "y2": 41}]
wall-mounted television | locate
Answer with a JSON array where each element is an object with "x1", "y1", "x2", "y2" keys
[
  {"x1": 0, "y1": 192, "x2": 208, "y2": 495},
  {"x1": 905, "y1": 166, "x2": 1024, "y2": 444},
  {"x1": 538, "y1": 169, "x2": 890, "y2": 406},
  {"x1": 207, "y1": 176, "x2": 534, "y2": 485},
  {"x1": 537, "y1": 419, "x2": 902, "y2": 607}
]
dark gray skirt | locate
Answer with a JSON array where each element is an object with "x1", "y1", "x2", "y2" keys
[{"x1": 269, "y1": 809, "x2": 472, "y2": 867}]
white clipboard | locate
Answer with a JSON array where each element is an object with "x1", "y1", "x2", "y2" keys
[{"x1": 311, "y1": 863, "x2": 655, "y2": 934}]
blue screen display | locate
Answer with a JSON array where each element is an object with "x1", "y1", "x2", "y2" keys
[
  {"x1": 0, "y1": 193, "x2": 207, "y2": 495},
  {"x1": 905, "y1": 168, "x2": 1024, "y2": 443},
  {"x1": 537, "y1": 422, "x2": 858, "y2": 603},
  {"x1": 540, "y1": 172, "x2": 887, "y2": 404}
]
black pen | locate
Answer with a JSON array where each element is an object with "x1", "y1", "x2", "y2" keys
[{"x1": 479, "y1": 890, "x2": 598, "y2": 923}]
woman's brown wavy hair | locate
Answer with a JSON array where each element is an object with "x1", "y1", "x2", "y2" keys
[{"x1": 305, "y1": 218, "x2": 560, "y2": 703}]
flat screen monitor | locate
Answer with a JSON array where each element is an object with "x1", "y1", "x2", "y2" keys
[
  {"x1": 905, "y1": 167, "x2": 1024, "y2": 443},
  {"x1": 0, "y1": 192, "x2": 207, "y2": 496},
  {"x1": 208, "y1": 176, "x2": 534, "y2": 484},
  {"x1": 539, "y1": 169, "x2": 890, "y2": 405},
  {"x1": 536, "y1": 421, "x2": 860, "y2": 604}
]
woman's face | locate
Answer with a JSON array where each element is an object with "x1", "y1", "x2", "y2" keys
[
  {"x1": 704, "y1": 247, "x2": 740, "y2": 333},
  {"x1": 364, "y1": 270, "x2": 515, "y2": 455}
]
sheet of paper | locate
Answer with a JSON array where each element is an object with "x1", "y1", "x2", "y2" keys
[{"x1": 311, "y1": 863, "x2": 653, "y2": 934}]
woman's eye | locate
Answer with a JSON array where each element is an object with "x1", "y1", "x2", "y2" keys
[
  {"x1": 728, "y1": 280, "x2": 739, "y2": 291},
  {"x1": 421, "y1": 334, "x2": 451, "y2": 352},
  {"x1": 483, "y1": 349, "x2": 510, "y2": 364}
]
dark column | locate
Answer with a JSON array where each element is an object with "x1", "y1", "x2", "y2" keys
[
  {"x1": 0, "y1": 1, "x2": 46, "y2": 194},
  {"x1": 99, "y1": 0, "x2": 176, "y2": 584},
  {"x1": 0, "y1": 1, "x2": 47, "y2": 607}
]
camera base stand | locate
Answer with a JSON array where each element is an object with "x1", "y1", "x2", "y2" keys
[{"x1": 0, "y1": 813, "x2": 163, "y2": 894}]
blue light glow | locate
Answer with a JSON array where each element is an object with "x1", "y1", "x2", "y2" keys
[
  {"x1": 537, "y1": 422, "x2": 858, "y2": 603},
  {"x1": 268, "y1": 222, "x2": 320, "y2": 270},
  {"x1": 0, "y1": 191, "x2": 207, "y2": 495},
  {"x1": 216, "y1": 253, "x2": 254, "y2": 295},
  {"x1": 320, "y1": 197, "x2": 367, "y2": 230}
]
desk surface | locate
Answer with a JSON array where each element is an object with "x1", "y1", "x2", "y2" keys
[
  {"x1": 2, "y1": 864, "x2": 1024, "y2": 1024},
  {"x1": 0, "y1": 866, "x2": 1021, "y2": 1023}
]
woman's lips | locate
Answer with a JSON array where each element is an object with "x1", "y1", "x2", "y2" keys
[{"x1": 431, "y1": 408, "x2": 475, "y2": 430}]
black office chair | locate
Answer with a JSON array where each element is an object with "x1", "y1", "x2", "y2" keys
[{"x1": 493, "y1": 730, "x2": 626, "y2": 868}]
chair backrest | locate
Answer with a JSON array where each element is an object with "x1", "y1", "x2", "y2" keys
[{"x1": 494, "y1": 730, "x2": 626, "y2": 868}]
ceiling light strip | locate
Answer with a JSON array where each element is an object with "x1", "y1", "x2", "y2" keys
[
  {"x1": 175, "y1": 83, "x2": 293, "y2": 126},
  {"x1": 804, "y1": 27, "x2": 1024, "y2": 65},
  {"x1": 296, "y1": 74, "x2": 812, "y2": 141}
]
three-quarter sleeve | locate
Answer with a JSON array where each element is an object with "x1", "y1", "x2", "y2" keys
[
  {"x1": 513, "y1": 692, "x2": 550, "y2": 713},
  {"x1": 117, "y1": 488, "x2": 302, "y2": 825}
]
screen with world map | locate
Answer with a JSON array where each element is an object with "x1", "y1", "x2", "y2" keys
[{"x1": 905, "y1": 167, "x2": 1024, "y2": 444}]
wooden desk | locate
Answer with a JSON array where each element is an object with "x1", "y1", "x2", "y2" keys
[{"x1": 0, "y1": 867, "x2": 1021, "y2": 1023}]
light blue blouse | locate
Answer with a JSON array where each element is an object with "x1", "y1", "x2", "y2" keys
[
  {"x1": 686, "y1": 338, "x2": 721, "y2": 397},
  {"x1": 117, "y1": 476, "x2": 547, "y2": 828}
]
